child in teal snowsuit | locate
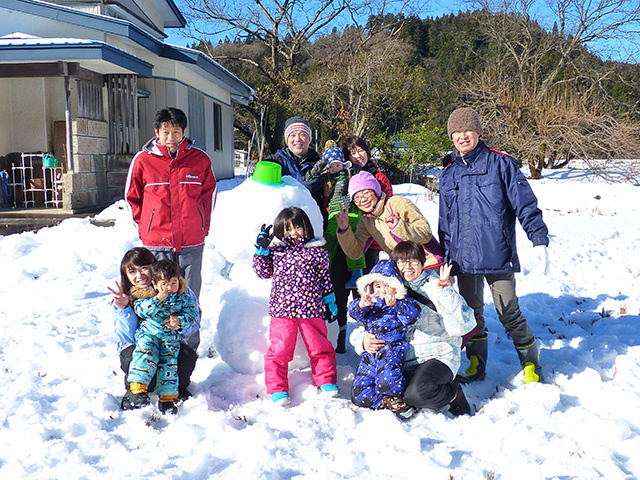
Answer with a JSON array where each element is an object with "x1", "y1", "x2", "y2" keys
[{"x1": 128, "y1": 259, "x2": 198, "y2": 414}]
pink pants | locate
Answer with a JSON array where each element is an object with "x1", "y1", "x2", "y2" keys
[{"x1": 264, "y1": 316, "x2": 337, "y2": 394}]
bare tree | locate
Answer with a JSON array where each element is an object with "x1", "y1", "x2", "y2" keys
[
  {"x1": 182, "y1": 0, "x2": 418, "y2": 153},
  {"x1": 462, "y1": 62, "x2": 640, "y2": 179},
  {"x1": 293, "y1": 25, "x2": 415, "y2": 139},
  {"x1": 460, "y1": 0, "x2": 640, "y2": 176}
]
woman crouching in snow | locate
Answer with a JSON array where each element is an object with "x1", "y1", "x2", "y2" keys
[
  {"x1": 351, "y1": 241, "x2": 477, "y2": 418},
  {"x1": 109, "y1": 247, "x2": 200, "y2": 410}
]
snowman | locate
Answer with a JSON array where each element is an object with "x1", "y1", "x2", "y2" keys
[{"x1": 207, "y1": 162, "x2": 339, "y2": 374}]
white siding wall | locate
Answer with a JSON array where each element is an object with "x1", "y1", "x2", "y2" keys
[
  {"x1": 137, "y1": 77, "x2": 235, "y2": 180},
  {"x1": 0, "y1": 79, "x2": 10, "y2": 153}
]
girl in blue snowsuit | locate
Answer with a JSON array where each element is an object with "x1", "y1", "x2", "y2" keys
[
  {"x1": 127, "y1": 259, "x2": 198, "y2": 413},
  {"x1": 348, "y1": 260, "x2": 419, "y2": 413}
]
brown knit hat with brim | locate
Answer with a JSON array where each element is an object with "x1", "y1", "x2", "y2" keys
[{"x1": 447, "y1": 108, "x2": 483, "y2": 138}]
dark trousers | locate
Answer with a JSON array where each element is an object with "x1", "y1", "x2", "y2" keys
[
  {"x1": 403, "y1": 359, "x2": 457, "y2": 410},
  {"x1": 149, "y1": 244, "x2": 204, "y2": 300},
  {"x1": 330, "y1": 247, "x2": 351, "y2": 331},
  {"x1": 120, "y1": 342, "x2": 198, "y2": 392},
  {"x1": 458, "y1": 272, "x2": 534, "y2": 347},
  {"x1": 150, "y1": 245, "x2": 203, "y2": 352},
  {"x1": 364, "y1": 248, "x2": 380, "y2": 275}
]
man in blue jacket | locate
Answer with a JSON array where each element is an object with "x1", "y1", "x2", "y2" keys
[
  {"x1": 266, "y1": 116, "x2": 323, "y2": 210},
  {"x1": 438, "y1": 107, "x2": 549, "y2": 384}
]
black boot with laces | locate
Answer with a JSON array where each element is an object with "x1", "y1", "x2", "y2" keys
[{"x1": 121, "y1": 391, "x2": 150, "y2": 411}]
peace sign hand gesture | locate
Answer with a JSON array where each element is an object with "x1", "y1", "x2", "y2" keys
[
  {"x1": 384, "y1": 204, "x2": 399, "y2": 229},
  {"x1": 107, "y1": 281, "x2": 130, "y2": 309},
  {"x1": 358, "y1": 284, "x2": 374, "y2": 308},
  {"x1": 436, "y1": 264, "x2": 454, "y2": 289},
  {"x1": 336, "y1": 202, "x2": 350, "y2": 231}
]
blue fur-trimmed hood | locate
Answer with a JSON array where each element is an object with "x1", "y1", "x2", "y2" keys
[{"x1": 355, "y1": 260, "x2": 407, "y2": 299}]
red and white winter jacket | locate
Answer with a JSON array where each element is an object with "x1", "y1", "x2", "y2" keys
[{"x1": 125, "y1": 137, "x2": 217, "y2": 251}]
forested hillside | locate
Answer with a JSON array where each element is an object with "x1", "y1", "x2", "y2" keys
[{"x1": 189, "y1": 7, "x2": 640, "y2": 174}]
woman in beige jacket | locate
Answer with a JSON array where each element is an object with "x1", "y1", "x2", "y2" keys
[{"x1": 335, "y1": 171, "x2": 444, "y2": 267}]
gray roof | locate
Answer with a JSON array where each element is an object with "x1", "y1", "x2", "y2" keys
[
  {"x1": 0, "y1": 0, "x2": 253, "y2": 102},
  {"x1": 0, "y1": 34, "x2": 153, "y2": 77}
]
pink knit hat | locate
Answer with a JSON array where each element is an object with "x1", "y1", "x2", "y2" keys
[{"x1": 348, "y1": 171, "x2": 382, "y2": 200}]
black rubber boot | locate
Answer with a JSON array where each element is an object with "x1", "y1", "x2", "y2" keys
[
  {"x1": 121, "y1": 391, "x2": 150, "y2": 411},
  {"x1": 178, "y1": 387, "x2": 192, "y2": 402},
  {"x1": 158, "y1": 400, "x2": 178, "y2": 415},
  {"x1": 516, "y1": 340, "x2": 544, "y2": 383},
  {"x1": 335, "y1": 326, "x2": 347, "y2": 354},
  {"x1": 448, "y1": 383, "x2": 471, "y2": 416},
  {"x1": 456, "y1": 335, "x2": 488, "y2": 384}
]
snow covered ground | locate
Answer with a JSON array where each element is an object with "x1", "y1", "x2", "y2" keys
[{"x1": 1, "y1": 166, "x2": 639, "y2": 479}]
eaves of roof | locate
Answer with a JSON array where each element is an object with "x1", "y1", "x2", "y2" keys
[
  {"x1": 1, "y1": 0, "x2": 253, "y2": 103},
  {"x1": 161, "y1": 44, "x2": 254, "y2": 104},
  {"x1": 4, "y1": 0, "x2": 166, "y2": 54},
  {"x1": 0, "y1": 38, "x2": 154, "y2": 77}
]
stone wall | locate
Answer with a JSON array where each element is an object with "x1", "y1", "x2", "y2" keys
[
  {"x1": 62, "y1": 119, "x2": 132, "y2": 211},
  {"x1": 105, "y1": 154, "x2": 133, "y2": 204}
]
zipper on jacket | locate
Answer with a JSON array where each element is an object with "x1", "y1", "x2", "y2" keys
[
  {"x1": 197, "y1": 206, "x2": 204, "y2": 231},
  {"x1": 146, "y1": 208, "x2": 155, "y2": 234}
]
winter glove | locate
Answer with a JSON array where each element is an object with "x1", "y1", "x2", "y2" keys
[
  {"x1": 324, "y1": 304, "x2": 337, "y2": 323},
  {"x1": 533, "y1": 245, "x2": 549, "y2": 275},
  {"x1": 323, "y1": 292, "x2": 338, "y2": 319},
  {"x1": 255, "y1": 224, "x2": 274, "y2": 256}
]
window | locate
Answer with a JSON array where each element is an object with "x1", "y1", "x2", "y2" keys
[
  {"x1": 77, "y1": 80, "x2": 104, "y2": 121},
  {"x1": 188, "y1": 88, "x2": 206, "y2": 149},
  {"x1": 213, "y1": 102, "x2": 223, "y2": 151}
]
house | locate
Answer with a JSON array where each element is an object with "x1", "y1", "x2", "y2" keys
[{"x1": 0, "y1": 0, "x2": 253, "y2": 211}]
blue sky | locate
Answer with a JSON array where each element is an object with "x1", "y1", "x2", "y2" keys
[
  {"x1": 164, "y1": 1, "x2": 637, "y2": 63},
  {"x1": 164, "y1": 1, "x2": 466, "y2": 48}
]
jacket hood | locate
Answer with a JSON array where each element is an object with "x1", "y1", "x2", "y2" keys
[
  {"x1": 129, "y1": 285, "x2": 156, "y2": 301},
  {"x1": 356, "y1": 259, "x2": 407, "y2": 299},
  {"x1": 271, "y1": 236, "x2": 326, "y2": 249},
  {"x1": 128, "y1": 277, "x2": 188, "y2": 301},
  {"x1": 142, "y1": 137, "x2": 196, "y2": 158}
]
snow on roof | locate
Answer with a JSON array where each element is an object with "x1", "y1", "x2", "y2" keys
[
  {"x1": 0, "y1": 32, "x2": 39, "y2": 39},
  {"x1": 0, "y1": 32, "x2": 145, "y2": 61},
  {"x1": 0, "y1": 33, "x2": 100, "y2": 47}
]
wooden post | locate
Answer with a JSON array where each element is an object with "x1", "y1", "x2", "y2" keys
[{"x1": 61, "y1": 62, "x2": 74, "y2": 172}]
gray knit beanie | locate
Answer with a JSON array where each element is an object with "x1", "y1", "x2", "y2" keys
[
  {"x1": 284, "y1": 116, "x2": 312, "y2": 141},
  {"x1": 447, "y1": 108, "x2": 483, "y2": 137}
]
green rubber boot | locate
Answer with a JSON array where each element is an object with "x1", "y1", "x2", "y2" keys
[
  {"x1": 456, "y1": 335, "x2": 488, "y2": 384},
  {"x1": 516, "y1": 340, "x2": 544, "y2": 384}
]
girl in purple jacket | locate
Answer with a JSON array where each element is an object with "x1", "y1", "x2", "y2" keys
[{"x1": 253, "y1": 207, "x2": 339, "y2": 405}]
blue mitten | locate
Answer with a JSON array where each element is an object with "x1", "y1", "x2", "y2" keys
[
  {"x1": 255, "y1": 224, "x2": 274, "y2": 256},
  {"x1": 323, "y1": 292, "x2": 338, "y2": 320}
]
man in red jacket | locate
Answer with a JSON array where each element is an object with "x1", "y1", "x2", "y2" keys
[{"x1": 125, "y1": 107, "x2": 217, "y2": 326}]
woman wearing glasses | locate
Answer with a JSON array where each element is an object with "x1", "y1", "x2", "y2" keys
[
  {"x1": 340, "y1": 135, "x2": 393, "y2": 200},
  {"x1": 351, "y1": 241, "x2": 477, "y2": 417},
  {"x1": 336, "y1": 171, "x2": 444, "y2": 266}
]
